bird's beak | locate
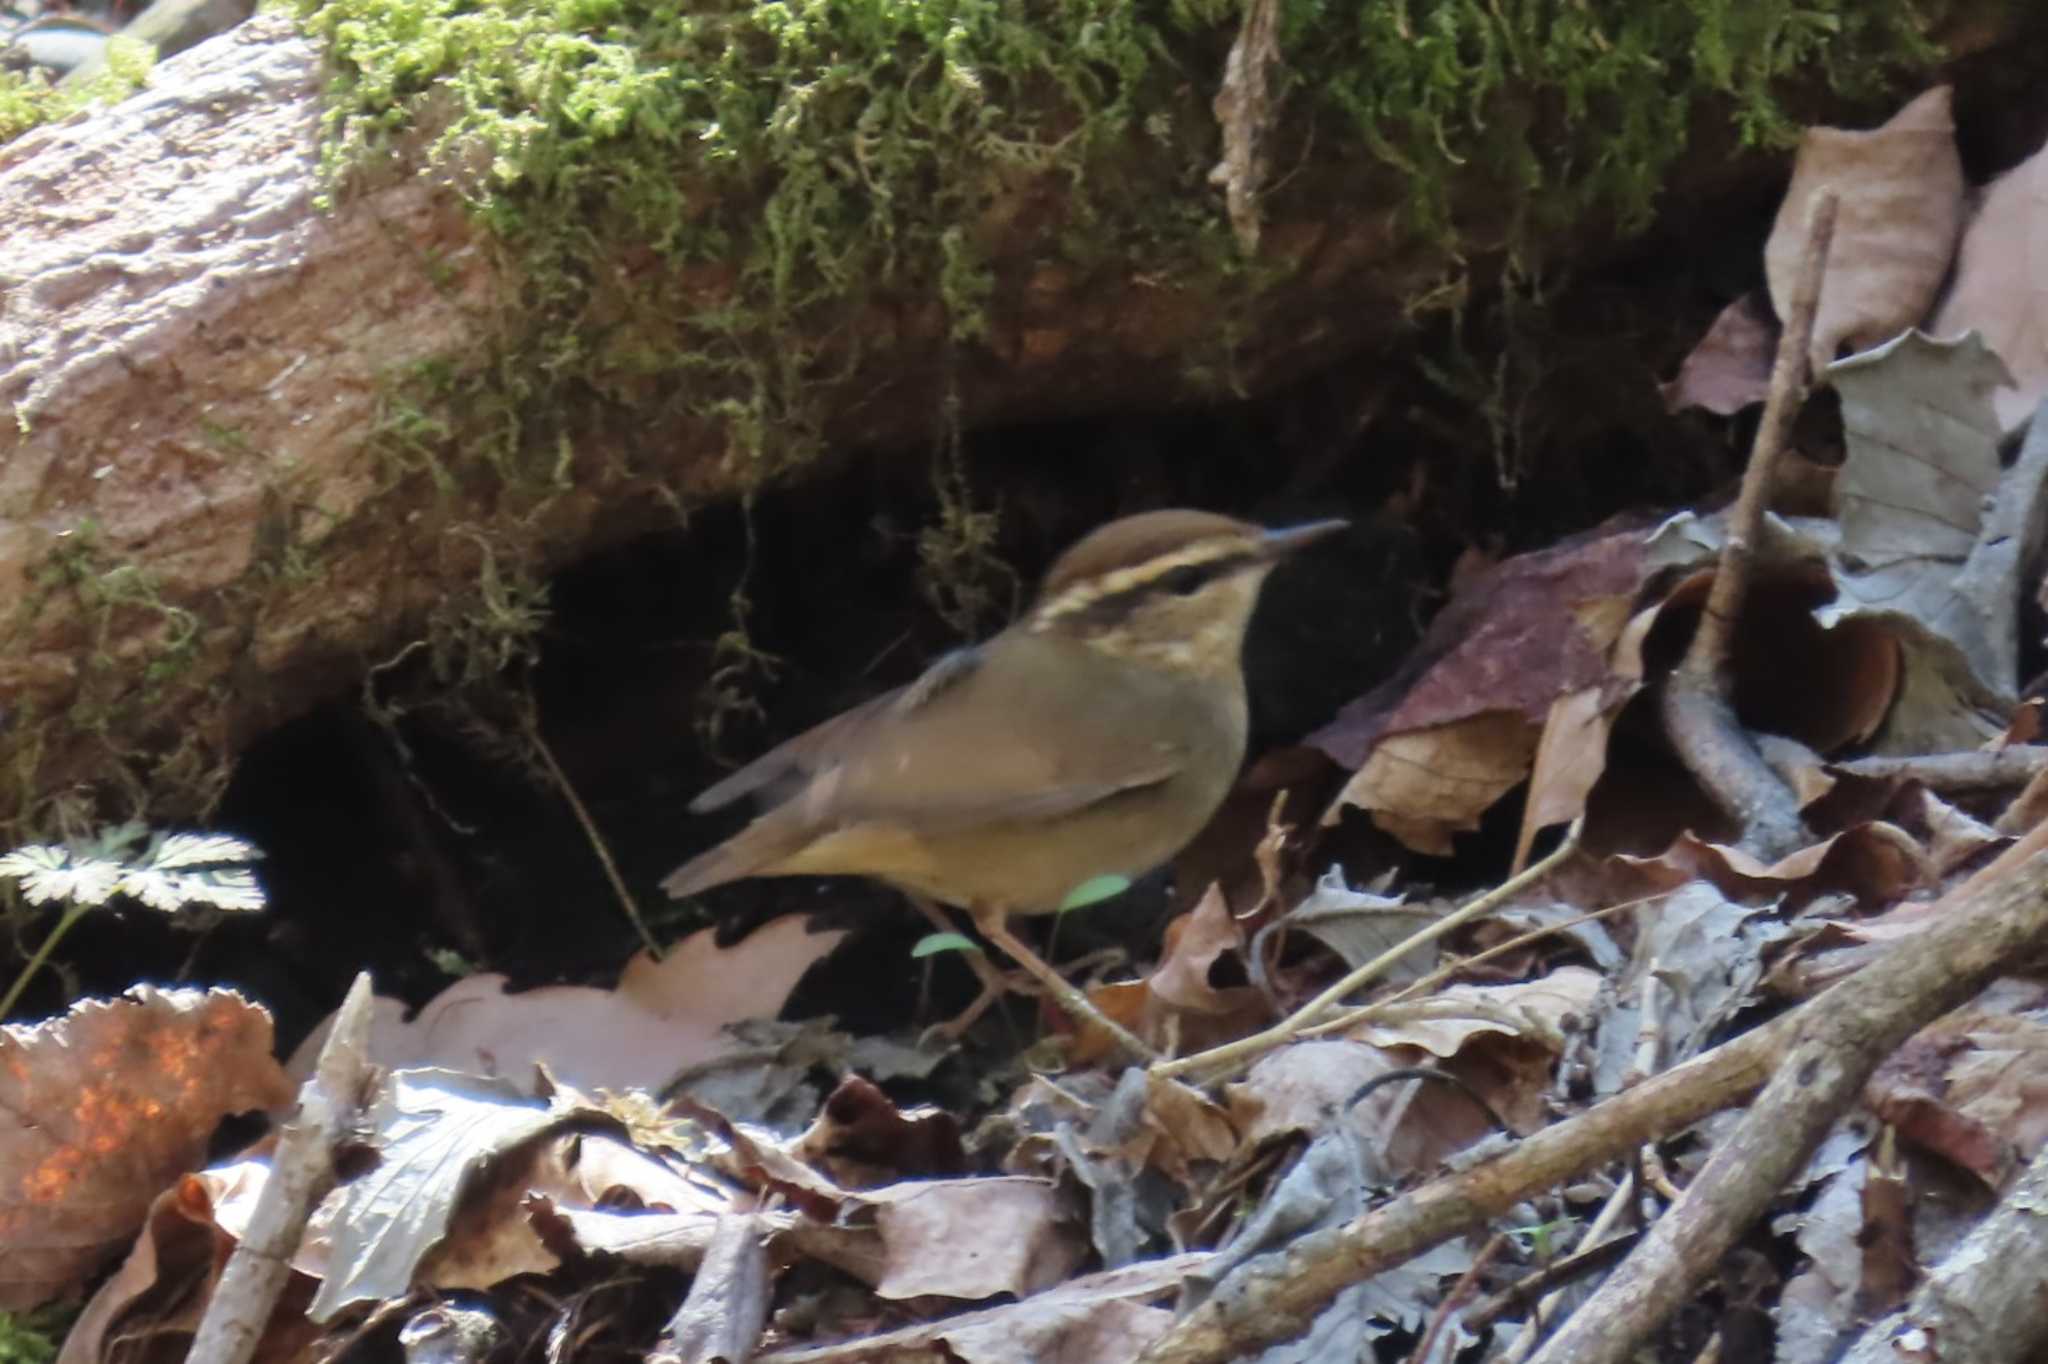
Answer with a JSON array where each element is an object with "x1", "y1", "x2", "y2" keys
[{"x1": 1259, "y1": 518, "x2": 1350, "y2": 560}]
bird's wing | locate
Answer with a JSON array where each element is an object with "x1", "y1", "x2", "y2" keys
[
  {"x1": 686, "y1": 648, "x2": 982, "y2": 814},
  {"x1": 801, "y1": 637, "x2": 1191, "y2": 832},
  {"x1": 665, "y1": 639, "x2": 1197, "y2": 899},
  {"x1": 688, "y1": 639, "x2": 1191, "y2": 829}
]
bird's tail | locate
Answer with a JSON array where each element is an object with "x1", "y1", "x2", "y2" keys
[{"x1": 660, "y1": 815, "x2": 810, "y2": 900}]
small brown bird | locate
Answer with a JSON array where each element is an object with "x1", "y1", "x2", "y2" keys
[{"x1": 663, "y1": 508, "x2": 1348, "y2": 1056}]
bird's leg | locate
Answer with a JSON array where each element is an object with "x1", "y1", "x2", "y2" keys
[
  {"x1": 907, "y1": 894, "x2": 1035, "y2": 1044},
  {"x1": 969, "y1": 903, "x2": 1160, "y2": 1064}
]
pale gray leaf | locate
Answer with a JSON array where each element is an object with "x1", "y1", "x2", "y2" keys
[{"x1": 309, "y1": 1069, "x2": 561, "y2": 1321}]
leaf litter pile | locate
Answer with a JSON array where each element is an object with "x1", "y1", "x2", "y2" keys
[{"x1": 18, "y1": 86, "x2": 2048, "y2": 1364}]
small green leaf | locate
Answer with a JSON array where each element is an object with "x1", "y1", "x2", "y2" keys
[
  {"x1": 1059, "y1": 874, "x2": 1132, "y2": 913},
  {"x1": 911, "y1": 931, "x2": 980, "y2": 958}
]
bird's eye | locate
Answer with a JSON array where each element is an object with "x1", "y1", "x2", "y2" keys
[{"x1": 1161, "y1": 565, "x2": 1209, "y2": 597}]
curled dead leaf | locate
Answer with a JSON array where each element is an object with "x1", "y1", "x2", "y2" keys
[
  {"x1": 1767, "y1": 86, "x2": 1964, "y2": 373},
  {"x1": 0, "y1": 987, "x2": 290, "y2": 1311}
]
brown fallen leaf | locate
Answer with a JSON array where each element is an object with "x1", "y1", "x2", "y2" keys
[
  {"x1": 0, "y1": 987, "x2": 291, "y2": 1311},
  {"x1": 791, "y1": 1075, "x2": 965, "y2": 1189},
  {"x1": 1312, "y1": 521, "x2": 1648, "y2": 855},
  {"x1": 1350, "y1": 966, "x2": 1602, "y2": 1135},
  {"x1": 411, "y1": 1124, "x2": 737, "y2": 1297},
  {"x1": 861, "y1": 1177, "x2": 1082, "y2": 1301},
  {"x1": 1889, "y1": 784, "x2": 2003, "y2": 876},
  {"x1": 1074, "y1": 886, "x2": 1267, "y2": 1064},
  {"x1": 307, "y1": 1070, "x2": 566, "y2": 1319},
  {"x1": 1336, "y1": 711, "x2": 1542, "y2": 855},
  {"x1": 1869, "y1": 1011, "x2": 2048, "y2": 1187},
  {"x1": 289, "y1": 915, "x2": 847, "y2": 1094},
  {"x1": 1350, "y1": 967, "x2": 1601, "y2": 1062},
  {"x1": 1515, "y1": 682, "x2": 1630, "y2": 871},
  {"x1": 1933, "y1": 129, "x2": 2048, "y2": 431},
  {"x1": 1663, "y1": 290, "x2": 1779, "y2": 415},
  {"x1": 1767, "y1": 85, "x2": 1965, "y2": 372},
  {"x1": 1223, "y1": 1040, "x2": 1501, "y2": 1182},
  {"x1": 57, "y1": 1176, "x2": 227, "y2": 1364},
  {"x1": 1146, "y1": 884, "x2": 1250, "y2": 1016},
  {"x1": 1628, "y1": 823, "x2": 1932, "y2": 910}
]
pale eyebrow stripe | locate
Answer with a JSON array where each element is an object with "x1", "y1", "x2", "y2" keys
[{"x1": 1030, "y1": 543, "x2": 1255, "y2": 628}]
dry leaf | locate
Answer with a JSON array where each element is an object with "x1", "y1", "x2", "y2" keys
[
  {"x1": 308, "y1": 1069, "x2": 565, "y2": 1320},
  {"x1": 1134, "y1": 1074, "x2": 1240, "y2": 1181},
  {"x1": 57, "y1": 1177, "x2": 229, "y2": 1364},
  {"x1": 1826, "y1": 332, "x2": 2012, "y2": 713},
  {"x1": 862, "y1": 1177, "x2": 1081, "y2": 1301},
  {"x1": 1270, "y1": 869, "x2": 1438, "y2": 984},
  {"x1": 1589, "y1": 881, "x2": 1792, "y2": 1095},
  {"x1": 1933, "y1": 132, "x2": 2048, "y2": 431},
  {"x1": 1313, "y1": 522, "x2": 1647, "y2": 854},
  {"x1": 1190, "y1": 1117, "x2": 1473, "y2": 1346},
  {"x1": 1888, "y1": 784, "x2": 2003, "y2": 876},
  {"x1": 290, "y1": 916, "x2": 846, "y2": 1094},
  {"x1": 1337, "y1": 712, "x2": 1541, "y2": 854},
  {"x1": 1940, "y1": 1016, "x2": 2048, "y2": 1168},
  {"x1": 0, "y1": 988, "x2": 290, "y2": 1310},
  {"x1": 1773, "y1": 1152, "x2": 1871, "y2": 1364},
  {"x1": 1767, "y1": 86, "x2": 1964, "y2": 372},
  {"x1": 1146, "y1": 884, "x2": 1251, "y2": 1015},
  {"x1": 1515, "y1": 683, "x2": 1627, "y2": 870},
  {"x1": 656, "y1": 1212, "x2": 771, "y2": 1364},
  {"x1": 1351, "y1": 967, "x2": 1601, "y2": 1060},
  {"x1": 1663, "y1": 291, "x2": 1778, "y2": 415},
  {"x1": 791, "y1": 1075, "x2": 964, "y2": 1189}
]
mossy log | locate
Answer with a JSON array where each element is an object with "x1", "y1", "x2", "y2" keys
[{"x1": 0, "y1": 5, "x2": 1985, "y2": 835}]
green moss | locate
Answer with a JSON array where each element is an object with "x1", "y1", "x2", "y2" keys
[
  {"x1": 0, "y1": 520, "x2": 227, "y2": 843},
  {"x1": 299, "y1": 0, "x2": 1940, "y2": 472},
  {"x1": 1294, "y1": 0, "x2": 1938, "y2": 245},
  {"x1": 0, "y1": 1304, "x2": 69, "y2": 1364},
  {"x1": 286, "y1": 0, "x2": 1938, "y2": 708},
  {"x1": 0, "y1": 36, "x2": 154, "y2": 146},
  {"x1": 19, "y1": 523, "x2": 203, "y2": 723}
]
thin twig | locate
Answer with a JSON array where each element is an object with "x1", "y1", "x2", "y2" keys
[
  {"x1": 1663, "y1": 190, "x2": 1839, "y2": 860},
  {"x1": 1838, "y1": 746, "x2": 2048, "y2": 792},
  {"x1": 1631, "y1": 970, "x2": 1683, "y2": 1203},
  {"x1": 1681, "y1": 190, "x2": 1839, "y2": 678},
  {"x1": 524, "y1": 708, "x2": 660, "y2": 958},
  {"x1": 187, "y1": 973, "x2": 377, "y2": 1364},
  {"x1": 1497, "y1": 1176, "x2": 1641, "y2": 1361},
  {"x1": 1289, "y1": 897, "x2": 1650, "y2": 1046},
  {"x1": 1472, "y1": 1219, "x2": 1640, "y2": 1336},
  {"x1": 1151, "y1": 823, "x2": 1581, "y2": 1082},
  {"x1": 976, "y1": 911, "x2": 1160, "y2": 1063},
  {"x1": 1411, "y1": 1232, "x2": 1507, "y2": 1364}
]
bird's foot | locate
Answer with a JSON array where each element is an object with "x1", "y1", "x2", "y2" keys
[{"x1": 918, "y1": 966, "x2": 1040, "y2": 1048}]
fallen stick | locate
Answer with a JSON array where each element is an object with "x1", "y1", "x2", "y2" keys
[
  {"x1": 1835, "y1": 745, "x2": 2048, "y2": 791},
  {"x1": 186, "y1": 972, "x2": 376, "y2": 1364},
  {"x1": 1662, "y1": 190, "x2": 1839, "y2": 861},
  {"x1": 1136, "y1": 850, "x2": 2048, "y2": 1364},
  {"x1": 1837, "y1": 1134, "x2": 2048, "y2": 1363}
]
